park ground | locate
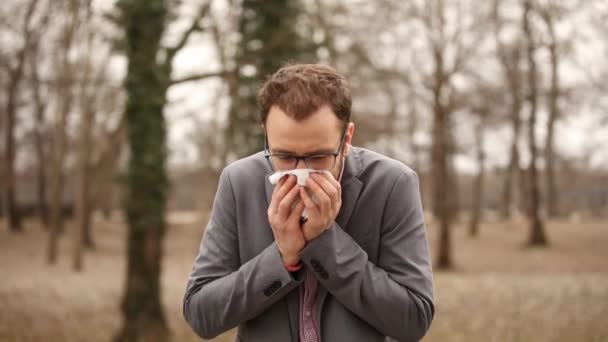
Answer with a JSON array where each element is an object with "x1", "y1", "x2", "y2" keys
[{"x1": 1, "y1": 212, "x2": 607, "y2": 342}]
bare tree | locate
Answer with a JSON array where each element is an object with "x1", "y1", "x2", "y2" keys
[
  {"x1": 416, "y1": 0, "x2": 486, "y2": 269},
  {"x1": 407, "y1": 86, "x2": 423, "y2": 172},
  {"x1": 2, "y1": 0, "x2": 41, "y2": 232},
  {"x1": 114, "y1": 0, "x2": 222, "y2": 339},
  {"x1": 29, "y1": 26, "x2": 50, "y2": 227},
  {"x1": 69, "y1": 0, "x2": 126, "y2": 267},
  {"x1": 48, "y1": 0, "x2": 81, "y2": 264},
  {"x1": 493, "y1": 0, "x2": 526, "y2": 221},
  {"x1": 73, "y1": 0, "x2": 95, "y2": 271},
  {"x1": 584, "y1": 4, "x2": 608, "y2": 134},
  {"x1": 541, "y1": 6, "x2": 560, "y2": 218},
  {"x1": 24, "y1": 0, "x2": 53, "y2": 227},
  {"x1": 469, "y1": 111, "x2": 487, "y2": 237},
  {"x1": 83, "y1": 90, "x2": 126, "y2": 248},
  {"x1": 522, "y1": 0, "x2": 548, "y2": 246},
  {"x1": 537, "y1": 1, "x2": 580, "y2": 218}
]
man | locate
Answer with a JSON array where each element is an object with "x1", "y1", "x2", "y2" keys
[{"x1": 183, "y1": 64, "x2": 434, "y2": 342}]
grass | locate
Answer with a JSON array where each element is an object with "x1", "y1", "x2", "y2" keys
[{"x1": 1, "y1": 213, "x2": 607, "y2": 342}]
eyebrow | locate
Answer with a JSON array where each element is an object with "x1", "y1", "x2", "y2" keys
[{"x1": 270, "y1": 148, "x2": 336, "y2": 155}]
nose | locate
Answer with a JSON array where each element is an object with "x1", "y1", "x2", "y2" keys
[{"x1": 295, "y1": 158, "x2": 307, "y2": 169}]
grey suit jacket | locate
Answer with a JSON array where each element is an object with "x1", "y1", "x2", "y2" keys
[{"x1": 183, "y1": 146, "x2": 435, "y2": 342}]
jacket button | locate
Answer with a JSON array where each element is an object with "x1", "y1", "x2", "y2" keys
[{"x1": 263, "y1": 280, "x2": 282, "y2": 297}]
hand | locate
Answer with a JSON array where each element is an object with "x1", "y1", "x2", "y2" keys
[
  {"x1": 267, "y1": 175, "x2": 307, "y2": 265},
  {"x1": 299, "y1": 172, "x2": 342, "y2": 241}
]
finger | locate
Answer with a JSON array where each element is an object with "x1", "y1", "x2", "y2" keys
[
  {"x1": 270, "y1": 175, "x2": 296, "y2": 214},
  {"x1": 322, "y1": 172, "x2": 342, "y2": 192},
  {"x1": 287, "y1": 199, "x2": 306, "y2": 223},
  {"x1": 277, "y1": 183, "x2": 301, "y2": 220},
  {"x1": 306, "y1": 175, "x2": 331, "y2": 212},
  {"x1": 299, "y1": 187, "x2": 318, "y2": 211},
  {"x1": 312, "y1": 173, "x2": 340, "y2": 207},
  {"x1": 272, "y1": 175, "x2": 286, "y2": 195}
]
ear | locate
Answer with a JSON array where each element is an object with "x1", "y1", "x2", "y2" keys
[{"x1": 343, "y1": 122, "x2": 355, "y2": 156}]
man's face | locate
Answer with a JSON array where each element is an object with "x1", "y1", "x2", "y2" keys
[{"x1": 264, "y1": 104, "x2": 355, "y2": 180}]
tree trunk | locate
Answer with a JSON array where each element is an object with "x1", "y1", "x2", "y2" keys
[
  {"x1": 469, "y1": 118, "x2": 485, "y2": 237},
  {"x1": 544, "y1": 13, "x2": 560, "y2": 218},
  {"x1": 501, "y1": 93, "x2": 523, "y2": 220},
  {"x1": 448, "y1": 142, "x2": 460, "y2": 223},
  {"x1": 432, "y1": 60, "x2": 453, "y2": 268},
  {"x1": 494, "y1": 0, "x2": 523, "y2": 221},
  {"x1": 87, "y1": 113, "x2": 127, "y2": 248},
  {"x1": 0, "y1": 0, "x2": 41, "y2": 232},
  {"x1": 426, "y1": 1, "x2": 454, "y2": 270},
  {"x1": 47, "y1": 88, "x2": 70, "y2": 264},
  {"x1": 3, "y1": 79, "x2": 22, "y2": 232},
  {"x1": 501, "y1": 140, "x2": 518, "y2": 220},
  {"x1": 82, "y1": 207, "x2": 94, "y2": 248},
  {"x1": 502, "y1": 87, "x2": 524, "y2": 220},
  {"x1": 518, "y1": 165, "x2": 530, "y2": 217},
  {"x1": 34, "y1": 107, "x2": 49, "y2": 227},
  {"x1": 73, "y1": 159, "x2": 89, "y2": 271},
  {"x1": 0, "y1": 153, "x2": 3, "y2": 219},
  {"x1": 114, "y1": 0, "x2": 170, "y2": 340},
  {"x1": 48, "y1": 0, "x2": 79, "y2": 264},
  {"x1": 30, "y1": 42, "x2": 49, "y2": 227},
  {"x1": 433, "y1": 107, "x2": 452, "y2": 269},
  {"x1": 523, "y1": 0, "x2": 548, "y2": 246},
  {"x1": 384, "y1": 82, "x2": 398, "y2": 159},
  {"x1": 73, "y1": 3, "x2": 96, "y2": 270},
  {"x1": 407, "y1": 88, "x2": 421, "y2": 172}
]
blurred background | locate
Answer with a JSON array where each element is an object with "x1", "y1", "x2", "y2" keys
[{"x1": 1, "y1": 0, "x2": 607, "y2": 341}]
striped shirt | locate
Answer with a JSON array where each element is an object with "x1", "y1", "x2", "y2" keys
[{"x1": 299, "y1": 267, "x2": 320, "y2": 342}]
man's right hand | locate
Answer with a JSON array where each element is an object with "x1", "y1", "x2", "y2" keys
[{"x1": 267, "y1": 175, "x2": 307, "y2": 266}]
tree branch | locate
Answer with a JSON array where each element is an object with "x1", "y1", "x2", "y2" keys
[
  {"x1": 165, "y1": 0, "x2": 212, "y2": 65},
  {"x1": 169, "y1": 70, "x2": 226, "y2": 85}
]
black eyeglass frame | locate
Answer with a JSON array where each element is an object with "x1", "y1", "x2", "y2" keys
[{"x1": 264, "y1": 128, "x2": 348, "y2": 171}]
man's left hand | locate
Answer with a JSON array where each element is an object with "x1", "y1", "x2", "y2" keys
[{"x1": 299, "y1": 172, "x2": 342, "y2": 241}]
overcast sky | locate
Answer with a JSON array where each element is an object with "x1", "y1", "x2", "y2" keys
[{"x1": 102, "y1": 0, "x2": 608, "y2": 173}]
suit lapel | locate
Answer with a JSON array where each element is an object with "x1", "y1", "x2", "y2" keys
[
  {"x1": 335, "y1": 177, "x2": 362, "y2": 231},
  {"x1": 335, "y1": 147, "x2": 364, "y2": 231}
]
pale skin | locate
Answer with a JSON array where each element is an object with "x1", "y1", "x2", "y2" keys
[{"x1": 265, "y1": 104, "x2": 356, "y2": 266}]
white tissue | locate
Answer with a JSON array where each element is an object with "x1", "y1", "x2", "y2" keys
[
  {"x1": 268, "y1": 169, "x2": 331, "y2": 186},
  {"x1": 268, "y1": 169, "x2": 331, "y2": 221}
]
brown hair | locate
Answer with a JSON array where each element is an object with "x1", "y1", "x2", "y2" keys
[{"x1": 257, "y1": 63, "x2": 352, "y2": 127}]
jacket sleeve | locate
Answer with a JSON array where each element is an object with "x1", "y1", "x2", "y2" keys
[
  {"x1": 299, "y1": 170, "x2": 435, "y2": 342},
  {"x1": 183, "y1": 168, "x2": 304, "y2": 339}
]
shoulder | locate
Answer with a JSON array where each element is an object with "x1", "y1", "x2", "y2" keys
[
  {"x1": 352, "y1": 146, "x2": 418, "y2": 187},
  {"x1": 221, "y1": 151, "x2": 270, "y2": 189}
]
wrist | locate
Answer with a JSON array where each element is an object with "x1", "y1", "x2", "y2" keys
[
  {"x1": 282, "y1": 254, "x2": 300, "y2": 266},
  {"x1": 278, "y1": 247, "x2": 300, "y2": 265},
  {"x1": 303, "y1": 222, "x2": 333, "y2": 241},
  {"x1": 304, "y1": 231, "x2": 317, "y2": 242},
  {"x1": 284, "y1": 260, "x2": 302, "y2": 272}
]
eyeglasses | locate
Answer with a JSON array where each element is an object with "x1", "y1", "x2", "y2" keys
[{"x1": 264, "y1": 129, "x2": 347, "y2": 171}]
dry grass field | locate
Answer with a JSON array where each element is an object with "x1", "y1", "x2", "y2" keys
[{"x1": 1, "y1": 212, "x2": 607, "y2": 342}]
